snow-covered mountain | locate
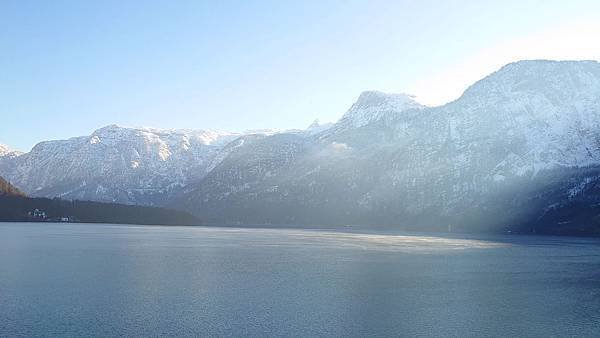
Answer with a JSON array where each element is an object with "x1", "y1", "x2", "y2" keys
[
  {"x1": 176, "y1": 60, "x2": 600, "y2": 233},
  {"x1": 305, "y1": 119, "x2": 334, "y2": 135},
  {"x1": 0, "y1": 123, "x2": 323, "y2": 205},
  {"x1": 3, "y1": 60, "x2": 600, "y2": 234},
  {"x1": 0, "y1": 125, "x2": 246, "y2": 204},
  {"x1": 330, "y1": 91, "x2": 424, "y2": 132},
  {"x1": 0, "y1": 144, "x2": 22, "y2": 158},
  {"x1": 0, "y1": 144, "x2": 8, "y2": 156}
]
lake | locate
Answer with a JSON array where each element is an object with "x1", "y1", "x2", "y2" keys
[{"x1": 1, "y1": 223, "x2": 599, "y2": 336}]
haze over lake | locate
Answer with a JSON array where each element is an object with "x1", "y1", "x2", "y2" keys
[{"x1": 1, "y1": 223, "x2": 599, "y2": 336}]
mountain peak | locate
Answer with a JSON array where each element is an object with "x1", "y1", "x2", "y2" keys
[
  {"x1": 0, "y1": 144, "x2": 23, "y2": 158},
  {"x1": 336, "y1": 91, "x2": 424, "y2": 129},
  {"x1": 500, "y1": 59, "x2": 599, "y2": 70},
  {"x1": 305, "y1": 119, "x2": 333, "y2": 135},
  {"x1": 308, "y1": 119, "x2": 321, "y2": 129},
  {"x1": 461, "y1": 59, "x2": 600, "y2": 101},
  {"x1": 0, "y1": 144, "x2": 9, "y2": 156},
  {"x1": 354, "y1": 91, "x2": 420, "y2": 107},
  {"x1": 93, "y1": 124, "x2": 126, "y2": 133},
  {"x1": 97, "y1": 124, "x2": 122, "y2": 130}
]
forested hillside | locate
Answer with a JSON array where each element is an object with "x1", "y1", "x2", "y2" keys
[
  {"x1": 0, "y1": 195, "x2": 201, "y2": 226},
  {"x1": 0, "y1": 176, "x2": 24, "y2": 196}
]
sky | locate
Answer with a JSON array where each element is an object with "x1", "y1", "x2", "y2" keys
[{"x1": 1, "y1": 0, "x2": 600, "y2": 151}]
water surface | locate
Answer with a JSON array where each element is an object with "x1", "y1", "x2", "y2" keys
[{"x1": 1, "y1": 223, "x2": 599, "y2": 336}]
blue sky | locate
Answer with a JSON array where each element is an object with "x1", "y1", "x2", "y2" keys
[{"x1": 2, "y1": 0, "x2": 600, "y2": 151}]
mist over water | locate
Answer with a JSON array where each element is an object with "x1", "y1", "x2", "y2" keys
[{"x1": 1, "y1": 223, "x2": 599, "y2": 336}]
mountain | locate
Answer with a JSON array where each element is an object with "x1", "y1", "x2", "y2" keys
[
  {"x1": 0, "y1": 144, "x2": 22, "y2": 158},
  {"x1": 3, "y1": 60, "x2": 600, "y2": 235},
  {"x1": 328, "y1": 91, "x2": 424, "y2": 133},
  {"x1": 0, "y1": 176, "x2": 24, "y2": 196},
  {"x1": 0, "y1": 144, "x2": 9, "y2": 157},
  {"x1": 176, "y1": 60, "x2": 600, "y2": 234},
  {"x1": 0, "y1": 125, "x2": 313, "y2": 205},
  {"x1": 0, "y1": 125, "x2": 246, "y2": 204},
  {"x1": 305, "y1": 119, "x2": 334, "y2": 135}
]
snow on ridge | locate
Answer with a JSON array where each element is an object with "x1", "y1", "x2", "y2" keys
[
  {"x1": 0, "y1": 143, "x2": 24, "y2": 158},
  {"x1": 305, "y1": 119, "x2": 334, "y2": 135},
  {"x1": 88, "y1": 124, "x2": 242, "y2": 147},
  {"x1": 0, "y1": 144, "x2": 9, "y2": 156},
  {"x1": 333, "y1": 90, "x2": 425, "y2": 130},
  {"x1": 459, "y1": 59, "x2": 600, "y2": 101}
]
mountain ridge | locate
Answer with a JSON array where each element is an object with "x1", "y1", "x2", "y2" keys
[
  {"x1": 3, "y1": 60, "x2": 600, "y2": 234},
  {"x1": 175, "y1": 60, "x2": 600, "y2": 234}
]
